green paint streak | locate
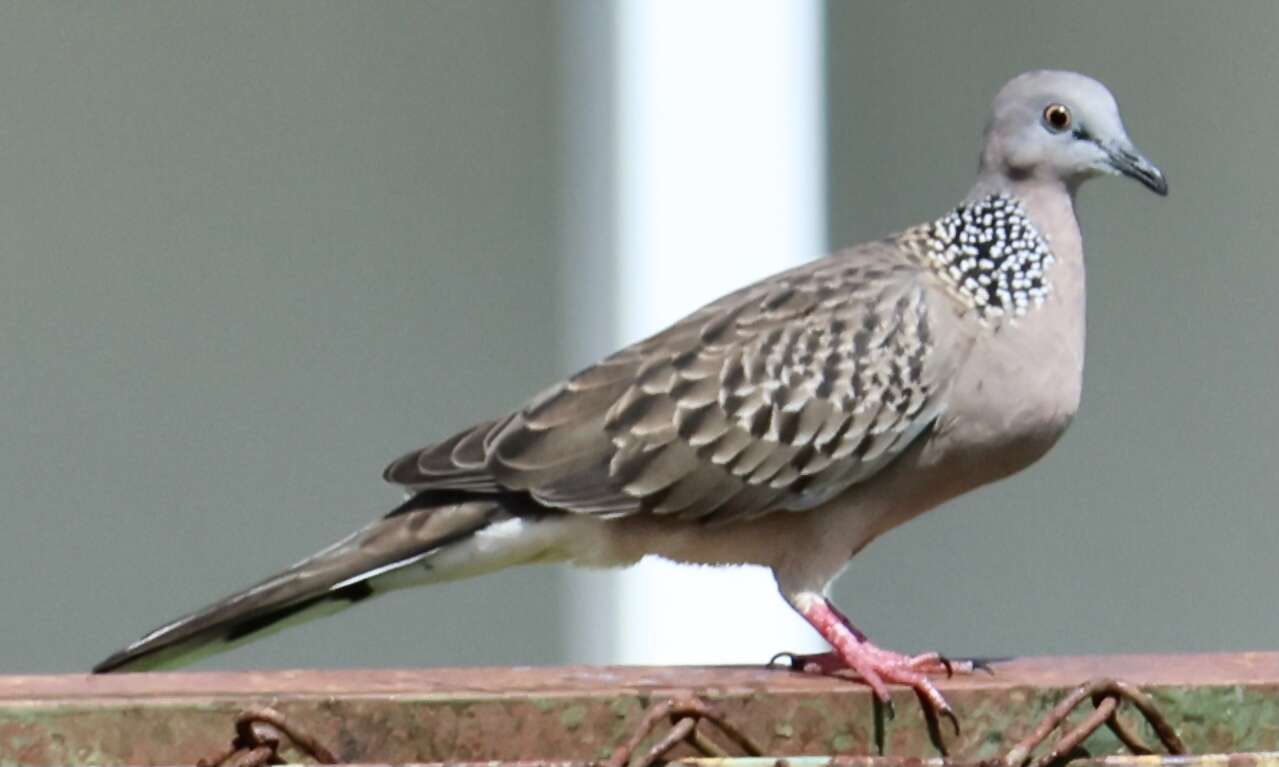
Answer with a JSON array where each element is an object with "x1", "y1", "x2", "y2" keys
[
  {"x1": 611, "y1": 697, "x2": 639, "y2": 718},
  {"x1": 560, "y1": 703, "x2": 587, "y2": 730}
]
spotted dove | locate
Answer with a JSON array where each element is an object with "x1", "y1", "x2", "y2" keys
[{"x1": 95, "y1": 70, "x2": 1168, "y2": 720}]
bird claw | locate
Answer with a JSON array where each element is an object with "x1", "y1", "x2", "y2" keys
[
  {"x1": 931, "y1": 655, "x2": 1006, "y2": 676},
  {"x1": 909, "y1": 680, "x2": 961, "y2": 752},
  {"x1": 767, "y1": 650, "x2": 855, "y2": 676},
  {"x1": 934, "y1": 700, "x2": 960, "y2": 737},
  {"x1": 943, "y1": 706, "x2": 960, "y2": 737},
  {"x1": 782, "y1": 597, "x2": 982, "y2": 743},
  {"x1": 963, "y1": 656, "x2": 1007, "y2": 676},
  {"x1": 767, "y1": 651, "x2": 800, "y2": 670},
  {"x1": 769, "y1": 645, "x2": 965, "y2": 738}
]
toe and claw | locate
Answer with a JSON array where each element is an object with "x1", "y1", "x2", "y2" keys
[
  {"x1": 769, "y1": 647, "x2": 960, "y2": 736},
  {"x1": 775, "y1": 595, "x2": 992, "y2": 737}
]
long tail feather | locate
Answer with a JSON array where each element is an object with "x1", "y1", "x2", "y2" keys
[{"x1": 93, "y1": 495, "x2": 511, "y2": 673}]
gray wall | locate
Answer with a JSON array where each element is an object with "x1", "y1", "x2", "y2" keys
[
  {"x1": 826, "y1": 2, "x2": 1279, "y2": 656},
  {"x1": 0, "y1": 3, "x2": 567, "y2": 672}
]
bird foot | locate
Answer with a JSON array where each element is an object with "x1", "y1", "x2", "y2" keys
[
  {"x1": 771, "y1": 648, "x2": 970, "y2": 677},
  {"x1": 779, "y1": 594, "x2": 969, "y2": 735},
  {"x1": 769, "y1": 645, "x2": 962, "y2": 733}
]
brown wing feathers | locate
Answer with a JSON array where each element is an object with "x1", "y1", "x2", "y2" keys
[{"x1": 385, "y1": 244, "x2": 957, "y2": 525}]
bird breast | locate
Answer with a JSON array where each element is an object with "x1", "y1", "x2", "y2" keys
[{"x1": 928, "y1": 248, "x2": 1086, "y2": 490}]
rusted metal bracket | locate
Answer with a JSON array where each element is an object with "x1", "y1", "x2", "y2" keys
[
  {"x1": 197, "y1": 707, "x2": 337, "y2": 767},
  {"x1": 605, "y1": 697, "x2": 765, "y2": 767},
  {"x1": 1001, "y1": 679, "x2": 1186, "y2": 767}
]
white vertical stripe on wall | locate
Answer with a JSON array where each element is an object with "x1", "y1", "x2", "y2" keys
[{"x1": 603, "y1": 0, "x2": 829, "y2": 664}]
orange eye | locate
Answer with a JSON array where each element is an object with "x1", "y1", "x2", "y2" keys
[{"x1": 1043, "y1": 103, "x2": 1072, "y2": 132}]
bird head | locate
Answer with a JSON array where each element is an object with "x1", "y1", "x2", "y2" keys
[{"x1": 980, "y1": 70, "x2": 1167, "y2": 196}]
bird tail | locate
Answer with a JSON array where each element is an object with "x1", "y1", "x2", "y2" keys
[{"x1": 93, "y1": 493, "x2": 549, "y2": 673}]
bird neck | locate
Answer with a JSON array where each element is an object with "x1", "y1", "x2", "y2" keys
[
  {"x1": 965, "y1": 174, "x2": 1079, "y2": 242},
  {"x1": 961, "y1": 173, "x2": 1085, "y2": 309},
  {"x1": 918, "y1": 191, "x2": 1055, "y2": 323}
]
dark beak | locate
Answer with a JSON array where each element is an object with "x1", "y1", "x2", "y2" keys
[{"x1": 1107, "y1": 144, "x2": 1168, "y2": 196}]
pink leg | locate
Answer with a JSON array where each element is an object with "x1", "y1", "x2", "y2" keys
[
  {"x1": 825, "y1": 601, "x2": 867, "y2": 641},
  {"x1": 781, "y1": 595, "x2": 963, "y2": 727}
]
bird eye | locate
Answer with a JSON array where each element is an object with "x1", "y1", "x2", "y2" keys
[{"x1": 1043, "y1": 104, "x2": 1072, "y2": 133}]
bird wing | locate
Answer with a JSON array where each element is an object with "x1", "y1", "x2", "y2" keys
[{"x1": 384, "y1": 238, "x2": 969, "y2": 523}]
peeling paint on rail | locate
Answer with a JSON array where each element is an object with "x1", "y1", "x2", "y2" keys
[{"x1": 2, "y1": 654, "x2": 1278, "y2": 766}]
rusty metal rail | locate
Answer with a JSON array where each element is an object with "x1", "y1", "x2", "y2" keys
[
  {"x1": 186, "y1": 678, "x2": 1188, "y2": 767},
  {"x1": 2, "y1": 653, "x2": 1278, "y2": 766},
  {"x1": 675, "y1": 757, "x2": 1279, "y2": 767}
]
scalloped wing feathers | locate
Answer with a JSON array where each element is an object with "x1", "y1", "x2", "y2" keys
[{"x1": 383, "y1": 237, "x2": 968, "y2": 524}]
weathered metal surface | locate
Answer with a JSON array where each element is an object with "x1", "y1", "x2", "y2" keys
[
  {"x1": 2, "y1": 654, "x2": 1278, "y2": 766},
  {"x1": 676, "y1": 755, "x2": 1279, "y2": 767},
  {"x1": 70, "y1": 757, "x2": 1274, "y2": 767}
]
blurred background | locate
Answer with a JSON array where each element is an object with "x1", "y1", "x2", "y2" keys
[{"x1": 1, "y1": 1, "x2": 1275, "y2": 673}]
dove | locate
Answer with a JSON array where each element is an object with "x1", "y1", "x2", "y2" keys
[{"x1": 96, "y1": 70, "x2": 1167, "y2": 722}]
